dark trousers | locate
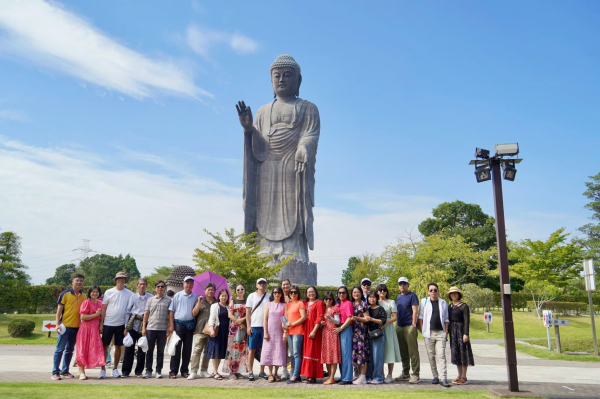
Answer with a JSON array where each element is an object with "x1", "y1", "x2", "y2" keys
[
  {"x1": 169, "y1": 323, "x2": 194, "y2": 376},
  {"x1": 145, "y1": 330, "x2": 167, "y2": 373},
  {"x1": 122, "y1": 329, "x2": 145, "y2": 376}
]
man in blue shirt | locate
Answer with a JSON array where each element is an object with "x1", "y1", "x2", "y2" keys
[
  {"x1": 168, "y1": 276, "x2": 198, "y2": 379},
  {"x1": 395, "y1": 277, "x2": 420, "y2": 383}
]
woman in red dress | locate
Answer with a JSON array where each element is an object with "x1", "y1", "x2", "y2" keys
[
  {"x1": 76, "y1": 286, "x2": 106, "y2": 380},
  {"x1": 300, "y1": 286, "x2": 324, "y2": 383}
]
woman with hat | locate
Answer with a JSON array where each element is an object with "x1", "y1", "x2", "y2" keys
[{"x1": 447, "y1": 286, "x2": 474, "y2": 385}]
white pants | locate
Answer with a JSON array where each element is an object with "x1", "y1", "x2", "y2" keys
[{"x1": 424, "y1": 329, "x2": 447, "y2": 379}]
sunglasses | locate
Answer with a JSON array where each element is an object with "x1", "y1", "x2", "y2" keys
[
  {"x1": 398, "y1": 282, "x2": 408, "y2": 286},
  {"x1": 324, "y1": 298, "x2": 333, "y2": 301},
  {"x1": 429, "y1": 289, "x2": 438, "y2": 292},
  {"x1": 236, "y1": 288, "x2": 245, "y2": 291},
  {"x1": 273, "y1": 292, "x2": 282, "y2": 295},
  {"x1": 377, "y1": 288, "x2": 387, "y2": 292},
  {"x1": 290, "y1": 291, "x2": 299, "y2": 294},
  {"x1": 155, "y1": 285, "x2": 165, "y2": 289},
  {"x1": 337, "y1": 291, "x2": 347, "y2": 295}
]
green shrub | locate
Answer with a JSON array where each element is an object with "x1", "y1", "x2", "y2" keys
[
  {"x1": 8, "y1": 319, "x2": 36, "y2": 338},
  {"x1": 525, "y1": 301, "x2": 588, "y2": 314}
]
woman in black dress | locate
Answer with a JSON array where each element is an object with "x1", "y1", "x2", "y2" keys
[
  {"x1": 447, "y1": 286, "x2": 474, "y2": 385},
  {"x1": 207, "y1": 289, "x2": 231, "y2": 380}
]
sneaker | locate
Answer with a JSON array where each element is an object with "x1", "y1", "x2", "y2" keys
[
  {"x1": 51, "y1": 374, "x2": 62, "y2": 381},
  {"x1": 142, "y1": 372, "x2": 151, "y2": 379},
  {"x1": 370, "y1": 379, "x2": 383, "y2": 385},
  {"x1": 282, "y1": 368, "x2": 290, "y2": 379},
  {"x1": 156, "y1": 372, "x2": 163, "y2": 379},
  {"x1": 352, "y1": 375, "x2": 366, "y2": 385},
  {"x1": 199, "y1": 371, "x2": 211, "y2": 378},
  {"x1": 384, "y1": 374, "x2": 393, "y2": 384},
  {"x1": 366, "y1": 378, "x2": 372, "y2": 384},
  {"x1": 105, "y1": 361, "x2": 113, "y2": 368},
  {"x1": 98, "y1": 370, "x2": 106, "y2": 379},
  {"x1": 187, "y1": 373, "x2": 197, "y2": 380},
  {"x1": 79, "y1": 374, "x2": 88, "y2": 380},
  {"x1": 135, "y1": 374, "x2": 143, "y2": 378},
  {"x1": 258, "y1": 372, "x2": 268, "y2": 380},
  {"x1": 248, "y1": 372, "x2": 255, "y2": 381},
  {"x1": 395, "y1": 374, "x2": 410, "y2": 381},
  {"x1": 431, "y1": 377, "x2": 439, "y2": 384},
  {"x1": 112, "y1": 369, "x2": 122, "y2": 378},
  {"x1": 408, "y1": 375, "x2": 420, "y2": 384},
  {"x1": 440, "y1": 379, "x2": 451, "y2": 388},
  {"x1": 61, "y1": 372, "x2": 74, "y2": 379}
]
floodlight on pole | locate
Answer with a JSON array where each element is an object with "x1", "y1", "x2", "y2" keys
[
  {"x1": 502, "y1": 160, "x2": 517, "y2": 182},
  {"x1": 495, "y1": 143, "x2": 519, "y2": 157}
]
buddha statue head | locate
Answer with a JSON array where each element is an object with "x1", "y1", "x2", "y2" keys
[{"x1": 270, "y1": 54, "x2": 302, "y2": 99}]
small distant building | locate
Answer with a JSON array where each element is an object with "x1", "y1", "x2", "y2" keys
[{"x1": 165, "y1": 265, "x2": 196, "y2": 294}]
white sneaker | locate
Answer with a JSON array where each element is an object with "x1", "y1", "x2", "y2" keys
[
  {"x1": 384, "y1": 374, "x2": 393, "y2": 384},
  {"x1": 187, "y1": 372, "x2": 197, "y2": 380},
  {"x1": 199, "y1": 371, "x2": 211, "y2": 378},
  {"x1": 282, "y1": 368, "x2": 290, "y2": 379},
  {"x1": 98, "y1": 370, "x2": 106, "y2": 379},
  {"x1": 352, "y1": 375, "x2": 367, "y2": 385},
  {"x1": 112, "y1": 369, "x2": 122, "y2": 378},
  {"x1": 156, "y1": 372, "x2": 163, "y2": 379},
  {"x1": 142, "y1": 372, "x2": 151, "y2": 379}
]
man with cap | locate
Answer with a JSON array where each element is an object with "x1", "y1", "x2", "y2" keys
[
  {"x1": 395, "y1": 277, "x2": 421, "y2": 384},
  {"x1": 100, "y1": 271, "x2": 133, "y2": 378},
  {"x1": 360, "y1": 278, "x2": 372, "y2": 302},
  {"x1": 168, "y1": 276, "x2": 198, "y2": 379},
  {"x1": 122, "y1": 278, "x2": 152, "y2": 377},
  {"x1": 245, "y1": 277, "x2": 270, "y2": 381}
]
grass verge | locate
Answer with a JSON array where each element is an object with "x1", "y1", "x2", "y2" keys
[
  {"x1": 0, "y1": 384, "x2": 492, "y2": 399},
  {"x1": 506, "y1": 343, "x2": 600, "y2": 362},
  {"x1": 528, "y1": 337, "x2": 596, "y2": 353},
  {"x1": 0, "y1": 314, "x2": 57, "y2": 345}
]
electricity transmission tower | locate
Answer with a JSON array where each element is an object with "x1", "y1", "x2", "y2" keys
[{"x1": 73, "y1": 239, "x2": 95, "y2": 263}]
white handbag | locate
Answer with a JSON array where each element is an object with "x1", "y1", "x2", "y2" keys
[{"x1": 166, "y1": 331, "x2": 181, "y2": 356}]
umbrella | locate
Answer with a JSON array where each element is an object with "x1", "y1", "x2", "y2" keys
[{"x1": 192, "y1": 270, "x2": 231, "y2": 299}]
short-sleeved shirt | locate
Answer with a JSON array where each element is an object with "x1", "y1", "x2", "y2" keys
[
  {"x1": 169, "y1": 290, "x2": 198, "y2": 321},
  {"x1": 126, "y1": 292, "x2": 153, "y2": 331},
  {"x1": 337, "y1": 300, "x2": 354, "y2": 324},
  {"x1": 286, "y1": 300, "x2": 305, "y2": 335},
  {"x1": 246, "y1": 292, "x2": 271, "y2": 327},
  {"x1": 194, "y1": 297, "x2": 216, "y2": 334},
  {"x1": 145, "y1": 295, "x2": 172, "y2": 331},
  {"x1": 396, "y1": 291, "x2": 419, "y2": 327},
  {"x1": 57, "y1": 288, "x2": 87, "y2": 328},
  {"x1": 103, "y1": 287, "x2": 133, "y2": 327}
]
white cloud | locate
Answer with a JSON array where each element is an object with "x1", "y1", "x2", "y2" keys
[
  {"x1": 0, "y1": 0, "x2": 212, "y2": 100},
  {"x1": 0, "y1": 136, "x2": 438, "y2": 286},
  {"x1": 186, "y1": 25, "x2": 259, "y2": 58},
  {"x1": 0, "y1": 109, "x2": 28, "y2": 122}
]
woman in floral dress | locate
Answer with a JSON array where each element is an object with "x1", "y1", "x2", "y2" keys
[
  {"x1": 76, "y1": 286, "x2": 105, "y2": 380},
  {"x1": 223, "y1": 284, "x2": 248, "y2": 379},
  {"x1": 350, "y1": 286, "x2": 369, "y2": 385},
  {"x1": 320, "y1": 291, "x2": 341, "y2": 385}
]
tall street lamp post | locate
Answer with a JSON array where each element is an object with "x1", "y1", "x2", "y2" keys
[{"x1": 470, "y1": 143, "x2": 522, "y2": 392}]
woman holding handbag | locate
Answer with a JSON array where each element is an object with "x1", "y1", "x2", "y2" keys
[
  {"x1": 206, "y1": 289, "x2": 231, "y2": 380},
  {"x1": 365, "y1": 291, "x2": 387, "y2": 384},
  {"x1": 261, "y1": 287, "x2": 287, "y2": 382},
  {"x1": 223, "y1": 284, "x2": 248, "y2": 379},
  {"x1": 350, "y1": 286, "x2": 369, "y2": 385},
  {"x1": 283, "y1": 285, "x2": 307, "y2": 383}
]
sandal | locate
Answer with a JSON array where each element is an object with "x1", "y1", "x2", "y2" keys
[
  {"x1": 169, "y1": 375, "x2": 177, "y2": 379},
  {"x1": 275, "y1": 375, "x2": 282, "y2": 382},
  {"x1": 452, "y1": 377, "x2": 461, "y2": 384},
  {"x1": 213, "y1": 373, "x2": 224, "y2": 380},
  {"x1": 458, "y1": 378, "x2": 468, "y2": 385},
  {"x1": 182, "y1": 373, "x2": 190, "y2": 379},
  {"x1": 229, "y1": 374, "x2": 238, "y2": 380},
  {"x1": 268, "y1": 375, "x2": 275, "y2": 383}
]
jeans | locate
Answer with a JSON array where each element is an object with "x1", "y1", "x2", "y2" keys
[
  {"x1": 52, "y1": 327, "x2": 78, "y2": 375},
  {"x1": 287, "y1": 334, "x2": 304, "y2": 379},
  {"x1": 424, "y1": 329, "x2": 447, "y2": 379},
  {"x1": 169, "y1": 323, "x2": 194, "y2": 376},
  {"x1": 396, "y1": 325, "x2": 420, "y2": 377},
  {"x1": 339, "y1": 327, "x2": 353, "y2": 382},
  {"x1": 145, "y1": 330, "x2": 167, "y2": 373},
  {"x1": 122, "y1": 329, "x2": 145, "y2": 376},
  {"x1": 366, "y1": 335, "x2": 385, "y2": 382}
]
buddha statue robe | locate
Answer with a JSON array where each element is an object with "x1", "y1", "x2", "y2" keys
[{"x1": 243, "y1": 98, "x2": 320, "y2": 262}]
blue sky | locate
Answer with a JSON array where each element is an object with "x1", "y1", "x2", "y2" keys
[{"x1": 1, "y1": 1, "x2": 598, "y2": 285}]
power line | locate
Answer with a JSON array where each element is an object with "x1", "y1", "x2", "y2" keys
[{"x1": 73, "y1": 239, "x2": 95, "y2": 263}]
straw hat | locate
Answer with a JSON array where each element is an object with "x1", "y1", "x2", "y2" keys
[
  {"x1": 446, "y1": 286, "x2": 463, "y2": 300},
  {"x1": 114, "y1": 271, "x2": 128, "y2": 283}
]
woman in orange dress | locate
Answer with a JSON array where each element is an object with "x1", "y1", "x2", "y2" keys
[{"x1": 301, "y1": 286, "x2": 324, "y2": 383}]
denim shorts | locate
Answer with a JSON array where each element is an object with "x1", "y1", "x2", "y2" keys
[{"x1": 248, "y1": 326, "x2": 264, "y2": 350}]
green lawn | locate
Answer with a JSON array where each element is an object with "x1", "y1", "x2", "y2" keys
[
  {"x1": 528, "y1": 337, "x2": 596, "y2": 353},
  {"x1": 467, "y1": 311, "x2": 597, "y2": 340},
  {"x1": 0, "y1": 384, "x2": 491, "y2": 399},
  {"x1": 507, "y1": 343, "x2": 600, "y2": 363},
  {"x1": 0, "y1": 314, "x2": 58, "y2": 345}
]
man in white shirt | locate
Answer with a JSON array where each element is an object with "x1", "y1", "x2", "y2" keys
[
  {"x1": 245, "y1": 278, "x2": 270, "y2": 381},
  {"x1": 100, "y1": 271, "x2": 133, "y2": 378},
  {"x1": 418, "y1": 282, "x2": 450, "y2": 388},
  {"x1": 122, "y1": 278, "x2": 152, "y2": 377}
]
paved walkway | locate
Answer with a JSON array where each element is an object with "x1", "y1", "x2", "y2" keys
[{"x1": 1, "y1": 341, "x2": 599, "y2": 398}]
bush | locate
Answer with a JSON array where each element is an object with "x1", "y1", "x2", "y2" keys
[
  {"x1": 525, "y1": 301, "x2": 588, "y2": 314},
  {"x1": 8, "y1": 319, "x2": 36, "y2": 338}
]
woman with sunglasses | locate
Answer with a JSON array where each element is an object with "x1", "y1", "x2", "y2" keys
[
  {"x1": 300, "y1": 286, "x2": 324, "y2": 383},
  {"x1": 350, "y1": 286, "x2": 370, "y2": 385},
  {"x1": 223, "y1": 284, "x2": 248, "y2": 379},
  {"x1": 284, "y1": 285, "x2": 307, "y2": 383},
  {"x1": 320, "y1": 291, "x2": 341, "y2": 384},
  {"x1": 261, "y1": 287, "x2": 287, "y2": 382},
  {"x1": 365, "y1": 291, "x2": 387, "y2": 384},
  {"x1": 376, "y1": 283, "x2": 401, "y2": 383},
  {"x1": 280, "y1": 279, "x2": 292, "y2": 380},
  {"x1": 333, "y1": 285, "x2": 353, "y2": 384}
]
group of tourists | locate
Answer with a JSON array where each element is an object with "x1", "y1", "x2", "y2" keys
[{"x1": 51, "y1": 273, "x2": 474, "y2": 387}]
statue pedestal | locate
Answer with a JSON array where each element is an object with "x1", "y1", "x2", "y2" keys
[{"x1": 278, "y1": 259, "x2": 317, "y2": 286}]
